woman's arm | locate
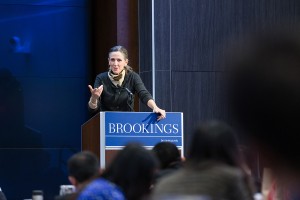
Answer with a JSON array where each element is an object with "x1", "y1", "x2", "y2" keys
[
  {"x1": 132, "y1": 72, "x2": 166, "y2": 120},
  {"x1": 147, "y1": 99, "x2": 166, "y2": 121}
]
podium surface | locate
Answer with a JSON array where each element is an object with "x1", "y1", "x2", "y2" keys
[{"x1": 81, "y1": 112, "x2": 183, "y2": 168}]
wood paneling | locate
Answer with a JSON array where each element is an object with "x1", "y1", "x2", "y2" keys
[
  {"x1": 139, "y1": 0, "x2": 300, "y2": 143},
  {"x1": 139, "y1": 71, "x2": 153, "y2": 111},
  {"x1": 90, "y1": 0, "x2": 117, "y2": 77},
  {"x1": 138, "y1": 0, "x2": 153, "y2": 73},
  {"x1": 155, "y1": 70, "x2": 172, "y2": 111},
  {"x1": 172, "y1": 71, "x2": 228, "y2": 146},
  {"x1": 81, "y1": 113, "x2": 100, "y2": 157},
  {"x1": 90, "y1": 0, "x2": 139, "y2": 111},
  {"x1": 154, "y1": 0, "x2": 171, "y2": 71}
]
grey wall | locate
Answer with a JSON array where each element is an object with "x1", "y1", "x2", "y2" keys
[{"x1": 139, "y1": 0, "x2": 300, "y2": 147}]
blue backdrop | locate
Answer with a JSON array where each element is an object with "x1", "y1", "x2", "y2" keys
[{"x1": 0, "y1": 0, "x2": 89, "y2": 199}]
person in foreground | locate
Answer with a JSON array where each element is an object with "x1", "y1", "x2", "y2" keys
[
  {"x1": 101, "y1": 143, "x2": 158, "y2": 200},
  {"x1": 152, "y1": 142, "x2": 183, "y2": 182},
  {"x1": 56, "y1": 151, "x2": 124, "y2": 200},
  {"x1": 228, "y1": 28, "x2": 300, "y2": 199},
  {"x1": 88, "y1": 45, "x2": 166, "y2": 120},
  {"x1": 152, "y1": 120, "x2": 254, "y2": 200},
  {"x1": 74, "y1": 151, "x2": 125, "y2": 200}
]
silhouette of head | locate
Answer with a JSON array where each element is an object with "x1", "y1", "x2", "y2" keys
[
  {"x1": 102, "y1": 143, "x2": 158, "y2": 200},
  {"x1": 228, "y1": 28, "x2": 300, "y2": 172},
  {"x1": 68, "y1": 151, "x2": 99, "y2": 185},
  {"x1": 152, "y1": 142, "x2": 181, "y2": 169},
  {"x1": 187, "y1": 121, "x2": 241, "y2": 168}
]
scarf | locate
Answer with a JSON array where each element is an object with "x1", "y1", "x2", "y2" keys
[{"x1": 108, "y1": 69, "x2": 126, "y2": 86}]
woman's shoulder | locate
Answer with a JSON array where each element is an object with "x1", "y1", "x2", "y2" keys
[
  {"x1": 96, "y1": 71, "x2": 108, "y2": 78},
  {"x1": 126, "y1": 70, "x2": 141, "y2": 80},
  {"x1": 126, "y1": 70, "x2": 138, "y2": 76},
  {"x1": 95, "y1": 72, "x2": 109, "y2": 82}
]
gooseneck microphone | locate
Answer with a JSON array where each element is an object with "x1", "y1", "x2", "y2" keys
[
  {"x1": 117, "y1": 84, "x2": 133, "y2": 96},
  {"x1": 117, "y1": 84, "x2": 134, "y2": 111}
]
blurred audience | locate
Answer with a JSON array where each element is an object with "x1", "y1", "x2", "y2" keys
[
  {"x1": 56, "y1": 150, "x2": 124, "y2": 200},
  {"x1": 228, "y1": 27, "x2": 300, "y2": 199},
  {"x1": 58, "y1": 143, "x2": 158, "y2": 200},
  {"x1": 68, "y1": 151, "x2": 100, "y2": 189},
  {"x1": 152, "y1": 142, "x2": 183, "y2": 181},
  {"x1": 152, "y1": 121, "x2": 254, "y2": 200},
  {"x1": 67, "y1": 151, "x2": 99, "y2": 191},
  {"x1": 102, "y1": 143, "x2": 158, "y2": 200}
]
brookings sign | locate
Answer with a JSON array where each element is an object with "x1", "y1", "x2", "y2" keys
[{"x1": 100, "y1": 112, "x2": 183, "y2": 150}]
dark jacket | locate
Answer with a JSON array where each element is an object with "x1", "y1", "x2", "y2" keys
[
  {"x1": 89, "y1": 70, "x2": 152, "y2": 115},
  {"x1": 153, "y1": 161, "x2": 254, "y2": 200}
]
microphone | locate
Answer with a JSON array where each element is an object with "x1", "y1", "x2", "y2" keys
[
  {"x1": 117, "y1": 84, "x2": 133, "y2": 96},
  {"x1": 117, "y1": 84, "x2": 134, "y2": 111}
]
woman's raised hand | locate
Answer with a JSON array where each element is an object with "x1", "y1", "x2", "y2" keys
[{"x1": 88, "y1": 85, "x2": 103, "y2": 101}]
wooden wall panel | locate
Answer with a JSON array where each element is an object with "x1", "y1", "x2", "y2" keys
[
  {"x1": 139, "y1": 0, "x2": 300, "y2": 143},
  {"x1": 155, "y1": 71, "x2": 172, "y2": 111},
  {"x1": 172, "y1": 71, "x2": 228, "y2": 145},
  {"x1": 170, "y1": 0, "x2": 300, "y2": 72},
  {"x1": 171, "y1": 0, "x2": 236, "y2": 71},
  {"x1": 139, "y1": 71, "x2": 153, "y2": 111},
  {"x1": 154, "y1": 0, "x2": 171, "y2": 71},
  {"x1": 138, "y1": 0, "x2": 153, "y2": 73}
]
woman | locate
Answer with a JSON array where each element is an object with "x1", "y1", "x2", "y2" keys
[{"x1": 88, "y1": 46, "x2": 166, "y2": 120}]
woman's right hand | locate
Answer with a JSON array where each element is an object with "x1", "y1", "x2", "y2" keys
[{"x1": 88, "y1": 85, "x2": 103, "y2": 102}]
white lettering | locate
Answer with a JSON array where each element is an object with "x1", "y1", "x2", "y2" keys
[
  {"x1": 116, "y1": 123, "x2": 123, "y2": 133},
  {"x1": 108, "y1": 123, "x2": 180, "y2": 134},
  {"x1": 163, "y1": 124, "x2": 172, "y2": 133},
  {"x1": 160, "y1": 139, "x2": 178, "y2": 143},
  {"x1": 123, "y1": 123, "x2": 132, "y2": 133},
  {"x1": 155, "y1": 124, "x2": 163, "y2": 133},
  {"x1": 138, "y1": 123, "x2": 149, "y2": 133},
  {"x1": 173, "y1": 124, "x2": 179, "y2": 133},
  {"x1": 133, "y1": 123, "x2": 141, "y2": 133},
  {"x1": 109, "y1": 123, "x2": 116, "y2": 133}
]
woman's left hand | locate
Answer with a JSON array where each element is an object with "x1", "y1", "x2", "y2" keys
[{"x1": 153, "y1": 107, "x2": 166, "y2": 121}]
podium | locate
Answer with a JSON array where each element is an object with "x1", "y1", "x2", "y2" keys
[{"x1": 81, "y1": 112, "x2": 183, "y2": 168}]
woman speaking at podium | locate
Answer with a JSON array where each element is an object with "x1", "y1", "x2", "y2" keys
[{"x1": 88, "y1": 45, "x2": 166, "y2": 121}]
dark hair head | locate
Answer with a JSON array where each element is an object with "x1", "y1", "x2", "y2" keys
[
  {"x1": 187, "y1": 121, "x2": 241, "y2": 167},
  {"x1": 109, "y1": 45, "x2": 129, "y2": 60},
  {"x1": 152, "y1": 142, "x2": 181, "y2": 169},
  {"x1": 102, "y1": 143, "x2": 158, "y2": 200},
  {"x1": 67, "y1": 151, "x2": 99, "y2": 183},
  {"x1": 228, "y1": 29, "x2": 300, "y2": 170}
]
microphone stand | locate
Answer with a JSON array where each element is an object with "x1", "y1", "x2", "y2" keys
[
  {"x1": 117, "y1": 84, "x2": 134, "y2": 111},
  {"x1": 127, "y1": 93, "x2": 134, "y2": 112}
]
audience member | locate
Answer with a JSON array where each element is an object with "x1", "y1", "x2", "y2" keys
[
  {"x1": 152, "y1": 142, "x2": 182, "y2": 181},
  {"x1": 228, "y1": 27, "x2": 300, "y2": 200},
  {"x1": 66, "y1": 151, "x2": 125, "y2": 200},
  {"x1": 102, "y1": 143, "x2": 158, "y2": 200},
  {"x1": 56, "y1": 151, "x2": 124, "y2": 200},
  {"x1": 67, "y1": 151, "x2": 99, "y2": 191},
  {"x1": 152, "y1": 121, "x2": 254, "y2": 200}
]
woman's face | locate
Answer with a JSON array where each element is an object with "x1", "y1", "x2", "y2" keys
[{"x1": 108, "y1": 51, "x2": 128, "y2": 75}]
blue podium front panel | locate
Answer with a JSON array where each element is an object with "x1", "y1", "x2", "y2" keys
[{"x1": 103, "y1": 112, "x2": 183, "y2": 149}]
